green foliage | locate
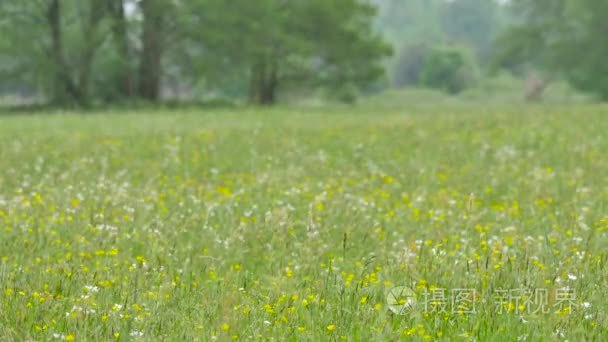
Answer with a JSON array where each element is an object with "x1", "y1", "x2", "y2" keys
[
  {"x1": 0, "y1": 0, "x2": 390, "y2": 106},
  {"x1": 392, "y1": 43, "x2": 431, "y2": 88},
  {"x1": 440, "y1": 0, "x2": 503, "y2": 64},
  {"x1": 372, "y1": 0, "x2": 444, "y2": 45},
  {"x1": 373, "y1": 0, "x2": 509, "y2": 89},
  {"x1": 419, "y1": 47, "x2": 478, "y2": 94},
  {"x1": 495, "y1": 0, "x2": 608, "y2": 100},
  {"x1": 184, "y1": 0, "x2": 391, "y2": 104},
  {"x1": 328, "y1": 83, "x2": 360, "y2": 104}
]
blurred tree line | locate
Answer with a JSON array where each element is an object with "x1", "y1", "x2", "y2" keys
[
  {"x1": 373, "y1": 0, "x2": 507, "y2": 93},
  {"x1": 0, "y1": 0, "x2": 390, "y2": 106},
  {"x1": 376, "y1": 0, "x2": 608, "y2": 101},
  {"x1": 493, "y1": 0, "x2": 608, "y2": 101},
  {"x1": 1, "y1": 0, "x2": 607, "y2": 107}
]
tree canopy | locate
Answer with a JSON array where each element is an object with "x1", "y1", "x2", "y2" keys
[
  {"x1": 2, "y1": 0, "x2": 607, "y2": 105},
  {"x1": 372, "y1": 0, "x2": 507, "y2": 89},
  {"x1": 0, "y1": 0, "x2": 390, "y2": 106},
  {"x1": 495, "y1": 0, "x2": 608, "y2": 100}
]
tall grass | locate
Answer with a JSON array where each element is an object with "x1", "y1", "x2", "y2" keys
[{"x1": 0, "y1": 106, "x2": 606, "y2": 340}]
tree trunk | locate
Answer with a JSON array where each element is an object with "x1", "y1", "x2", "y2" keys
[
  {"x1": 248, "y1": 62, "x2": 264, "y2": 104},
  {"x1": 108, "y1": 0, "x2": 135, "y2": 98},
  {"x1": 261, "y1": 60, "x2": 278, "y2": 104},
  {"x1": 47, "y1": 0, "x2": 82, "y2": 105},
  {"x1": 138, "y1": 0, "x2": 164, "y2": 101},
  {"x1": 248, "y1": 58, "x2": 279, "y2": 105},
  {"x1": 78, "y1": 0, "x2": 106, "y2": 103}
]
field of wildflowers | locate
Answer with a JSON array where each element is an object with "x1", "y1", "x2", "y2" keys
[{"x1": 0, "y1": 106, "x2": 606, "y2": 340}]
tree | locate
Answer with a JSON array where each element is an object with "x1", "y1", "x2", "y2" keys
[
  {"x1": 0, "y1": 0, "x2": 176, "y2": 104},
  {"x1": 106, "y1": 0, "x2": 135, "y2": 98},
  {"x1": 372, "y1": 0, "x2": 508, "y2": 88},
  {"x1": 495, "y1": 0, "x2": 608, "y2": 100},
  {"x1": 1, "y1": 1, "x2": 391, "y2": 106},
  {"x1": 185, "y1": 0, "x2": 391, "y2": 104},
  {"x1": 419, "y1": 46, "x2": 478, "y2": 94},
  {"x1": 440, "y1": 0, "x2": 503, "y2": 65},
  {"x1": 138, "y1": 0, "x2": 174, "y2": 101},
  {"x1": 0, "y1": 1, "x2": 109, "y2": 105},
  {"x1": 392, "y1": 43, "x2": 431, "y2": 88},
  {"x1": 371, "y1": 0, "x2": 444, "y2": 45}
]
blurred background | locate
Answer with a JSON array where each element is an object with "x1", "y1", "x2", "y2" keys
[{"x1": 0, "y1": 0, "x2": 605, "y2": 109}]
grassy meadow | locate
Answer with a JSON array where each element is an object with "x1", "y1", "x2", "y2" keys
[{"x1": 0, "y1": 105, "x2": 607, "y2": 340}]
